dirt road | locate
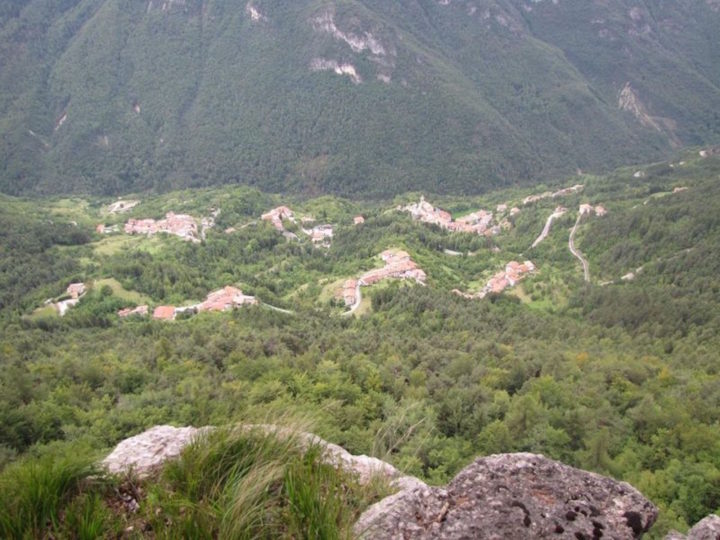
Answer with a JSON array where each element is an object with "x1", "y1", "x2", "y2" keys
[{"x1": 569, "y1": 214, "x2": 590, "y2": 282}]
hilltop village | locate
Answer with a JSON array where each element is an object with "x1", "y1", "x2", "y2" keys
[
  {"x1": 338, "y1": 250, "x2": 427, "y2": 309},
  {"x1": 98, "y1": 209, "x2": 218, "y2": 242},
  {"x1": 400, "y1": 196, "x2": 513, "y2": 236}
]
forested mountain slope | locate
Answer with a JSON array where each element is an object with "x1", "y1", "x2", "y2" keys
[{"x1": 1, "y1": 0, "x2": 719, "y2": 197}]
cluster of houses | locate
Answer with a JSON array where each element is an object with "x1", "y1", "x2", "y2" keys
[
  {"x1": 454, "y1": 260, "x2": 536, "y2": 300},
  {"x1": 261, "y1": 206, "x2": 335, "y2": 245},
  {"x1": 579, "y1": 204, "x2": 608, "y2": 217},
  {"x1": 123, "y1": 212, "x2": 208, "y2": 243},
  {"x1": 262, "y1": 206, "x2": 296, "y2": 231},
  {"x1": 98, "y1": 205, "x2": 218, "y2": 242},
  {"x1": 523, "y1": 184, "x2": 584, "y2": 205},
  {"x1": 118, "y1": 286, "x2": 257, "y2": 321},
  {"x1": 302, "y1": 224, "x2": 334, "y2": 246},
  {"x1": 338, "y1": 250, "x2": 427, "y2": 307},
  {"x1": 401, "y1": 197, "x2": 512, "y2": 236}
]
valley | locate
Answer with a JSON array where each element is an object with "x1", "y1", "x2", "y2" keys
[
  {"x1": 1, "y1": 1, "x2": 720, "y2": 537},
  {"x1": 2, "y1": 150, "x2": 720, "y2": 538}
]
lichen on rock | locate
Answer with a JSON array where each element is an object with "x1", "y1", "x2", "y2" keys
[{"x1": 355, "y1": 452, "x2": 658, "y2": 539}]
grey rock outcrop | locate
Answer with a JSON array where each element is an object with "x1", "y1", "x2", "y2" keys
[
  {"x1": 101, "y1": 425, "x2": 424, "y2": 491},
  {"x1": 666, "y1": 515, "x2": 720, "y2": 540},
  {"x1": 355, "y1": 452, "x2": 658, "y2": 539},
  {"x1": 102, "y1": 425, "x2": 208, "y2": 477}
]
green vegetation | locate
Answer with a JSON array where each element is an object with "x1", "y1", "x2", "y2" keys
[
  {"x1": 1, "y1": 152, "x2": 720, "y2": 537},
  {"x1": 1, "y1": 1, "x2": 719, "y2": 197},
  {"x1": 0, "y1": 428, "x2": 387, "y2": 539}
]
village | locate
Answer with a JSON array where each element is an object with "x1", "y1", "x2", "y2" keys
[
  {"x1": 96, "y1": 200, "x2": 219, "y2": 243},
  {"x1": 260, "y1": 206, "x2": 335, "y2": 246},
  {"x1": 337, "y1": 250, "x2": 427, "y2": 310},
  {"x1": 400, "y1": 197, "x2": 516, "y2": 236},
  {"x1": 34, "y1": 183, "x2": 619, "y2": 321},
  {"x1": 453, "y1": 260, "x2": 536, "y2": 300}
]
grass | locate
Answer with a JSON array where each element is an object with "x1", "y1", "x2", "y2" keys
[
  {"x1": 0, "y1": 452, "x2": 105, "y2": 539},
  {"x1": 0, "y1": 426, "x2": 390, "y2": 539},
  {"x1": 94, "y1": 278, "x2": 151, "y2": 304},
  {"x1": 93, "y1": 234, "x2": 164, "y2": 257},
  {"x1": 29, "y1": 304, "x2": 58, "y2": 319},
  {"x1": 138, "y1": 426, "x2": 389, "y2": 539}
]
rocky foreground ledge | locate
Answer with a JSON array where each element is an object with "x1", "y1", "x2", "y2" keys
[
  {"x1": 354, "y1": 452, "x2": 656, "y2": 539},
  {"x1": 101, "y1": 426, "x2": 718, "y2": 539}
]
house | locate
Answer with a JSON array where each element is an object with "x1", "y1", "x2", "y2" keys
[
  {"x1": 595, "y1": 205, "x2": 607, "y2": 217},
  {"x1": 579, "y1": 204, "x2": 594, "y2": 216},
  {"x1": 67, "y1": 283, "x2": 86, "y2": 299},
  {"x1": 354, "y1": 216, "x2": 365, "y2": 225},
  {"x1": 342, "y1": 279, "x2": 358, "y2": 306},
  {"x1": 153, "y1": 306, "x2": 176, "y2": 321},
  {"x1": 197, "y1": 286, "x2": 257, "y2": 312},
  {"x1": 261, "y1": 206, "x2": 295, "y2": 231}
]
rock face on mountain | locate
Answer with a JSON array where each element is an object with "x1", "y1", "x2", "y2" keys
[
  {"x1": 354, "y1": 453, "x2": 658, "y2": 539},
  {"x1": 665, "y1": 515, "x2": 720, "y2": 540}
]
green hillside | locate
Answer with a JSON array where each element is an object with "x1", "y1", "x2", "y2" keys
[
  {"x1": 2, "y1": 150, "x2": 720, "y2": 536},
  {"x1": 1, "y1": 0, "x2": 719, "y2": 197}
]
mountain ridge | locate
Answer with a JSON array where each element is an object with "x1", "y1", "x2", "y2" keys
[{"x1": 0, "y1": 0, "x2": 719, "y2": 197}]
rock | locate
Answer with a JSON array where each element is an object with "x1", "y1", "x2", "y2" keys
[
  {"x1": 101, "y1": 424, "x2": 425, "y2": 491},
  {"x1": 666, "y1": 514, "x2": 720, "y2": 540},
  {"x1": 355, "y1": 452, "x2": 657, "y2": 539},
  {"x1": 102, "y1": 425, "x2": 207, "y2": 477}
]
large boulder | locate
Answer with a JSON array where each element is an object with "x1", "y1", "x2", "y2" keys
[
  {"x1": 101, "y1": 424, "x2": 425, "y2": 491},
  {"x1": 355, "y1": 453, "x2": 658, "y2": 539},
  {"x1": 666, "y1": 515, "x2": 720, "y2": 540},
  {"x1": 102, "y1": 425, "x2": 207, "y2": 477}
]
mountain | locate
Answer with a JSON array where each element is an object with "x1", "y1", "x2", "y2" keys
[{"x1": 1, "y1": 0, "x2": 719, "y2": 197}]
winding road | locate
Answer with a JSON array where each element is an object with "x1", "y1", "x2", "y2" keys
[
  {"x1": 532, "y1": 209, "x2": 566, "y2": 249},
  {"x1": 569, "y1": 214, "x2": 590, "y2": 282},
  {"x1": 262, "y1": 302, "x2": 295, "y2": 315}
]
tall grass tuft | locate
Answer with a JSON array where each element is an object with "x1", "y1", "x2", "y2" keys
[
  {"x1": 0, "y1": 452, "x2": 99, "y2": 539},
  {"x1": 143, "y1": 424, "x2": 387, "y2": 538}
]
